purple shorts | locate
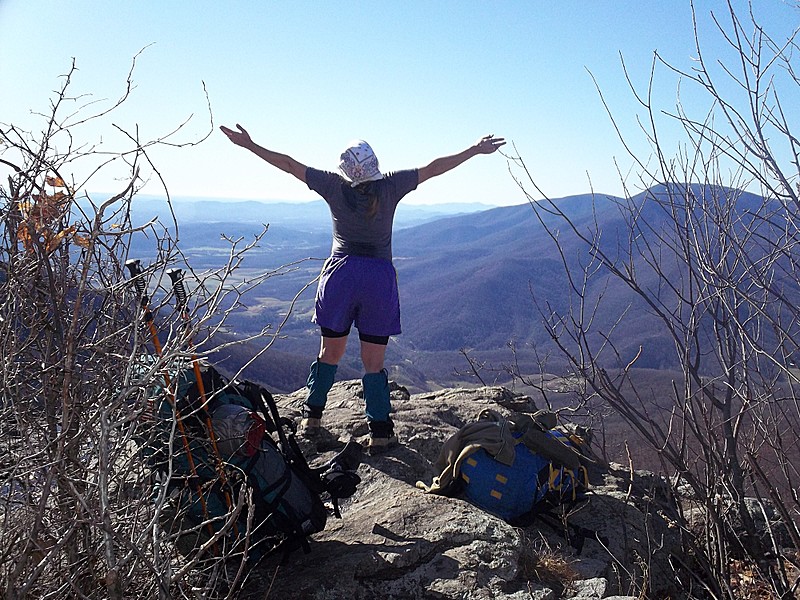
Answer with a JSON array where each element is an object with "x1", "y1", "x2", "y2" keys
[{"x1": 312, "y1": 254, "x2": 401, "y2": 337}]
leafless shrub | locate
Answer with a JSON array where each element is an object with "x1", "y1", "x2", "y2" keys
[
  {"x1": 0, "y1": 57, "x2": 284, "y2": 598},
  {"x1": 511, "y1": 2, "x2": 800, "y2": 598}
]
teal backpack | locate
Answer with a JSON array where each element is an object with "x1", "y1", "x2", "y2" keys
[{"x1": 139, "y1": 363, "x2": 362, "y2": 562}]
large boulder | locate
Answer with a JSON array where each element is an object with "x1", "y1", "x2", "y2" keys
[{"x1": 240, "y1": 381, "x2": 683, "y2": 599}]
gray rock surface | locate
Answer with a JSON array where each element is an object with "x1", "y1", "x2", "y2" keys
[{"x1": 240, "y1": 380, "x2": 683, "y2": 599}]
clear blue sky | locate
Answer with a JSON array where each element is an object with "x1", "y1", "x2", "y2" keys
[{"x1": 1, "y1": 1, "x2": 797, "y2": 206}]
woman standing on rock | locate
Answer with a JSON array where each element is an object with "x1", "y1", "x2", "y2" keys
[{"x1": 220, "y1": 125, "x2": 505, "y2": 453}]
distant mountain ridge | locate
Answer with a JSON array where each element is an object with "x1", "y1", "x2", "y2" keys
[
  {"x1": 129, "y1": 195, "x2": 497, "y2": 231},
  {"x1": 131, "y1": 185, "x2": 777, "y2": 393},
  {"x1": 394, "y1": 184, "x2": 770, "y2": 369},
  {"x1": 393, "y1": 195, "x2": 607, "y2": 355}
]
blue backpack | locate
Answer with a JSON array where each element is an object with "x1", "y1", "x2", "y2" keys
[{"x1": 459, "y1": 427, "x2": 590, "y2": 522}]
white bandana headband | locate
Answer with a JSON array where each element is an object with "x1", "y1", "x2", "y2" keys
[{"x1": 339, "y1": 140, "x2": 383, "y2": 186}]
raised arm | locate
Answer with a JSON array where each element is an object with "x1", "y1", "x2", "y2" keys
[
  {"x1": 417, "y1": 134, "x2": 505, "y2": 185},
  {"x1": 220, "y1": 124, "x2": 307, "y2": 183}
]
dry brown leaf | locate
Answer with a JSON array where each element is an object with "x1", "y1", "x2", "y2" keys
[
  {"x1": 30, "y1": 191, "x2": 68, "y2": 226},
  {"x1": 17, "y1": 198, "x2": 33, "y2": 217},
  {"x1": 45, "y1": 226, "x2": 76, "y2": 253},
  {"x1": 46, "y1": 176, "x2": 66, "y2": 188},
  {"x1": 72, "y1": 234, "x2": 91, "y2": 248},
  {"x1": 16, "y1": 223, "x2": 34, "y2": 252}
]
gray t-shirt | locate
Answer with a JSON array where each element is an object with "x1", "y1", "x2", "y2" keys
[{"x1": 306, "y1": 167, "x2": 419, "y2": 261}]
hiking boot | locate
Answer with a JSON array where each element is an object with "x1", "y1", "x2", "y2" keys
[
  {"x1": 367, "y1": 418, "x2": 397, "y2": 455},
  {"x1": 367, "y1": 433, "x2": 398, "y2": 455},
  {"x1": 299, "y1": 404, "x2": 324, "y2": 438},
  {"x1": 299, "y1": 416, "x2": 321, "y2": 438}
]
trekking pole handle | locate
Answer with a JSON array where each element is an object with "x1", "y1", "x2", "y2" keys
[
  {"x1": 125, "y1": 258, "x2": 154, "y2": 324},
  {"x1": 167, "y1": 268, "x2": 188, "y2": 312},
  {"x1": 125, "y1": 259, "x2": 149, "y2": 306}
]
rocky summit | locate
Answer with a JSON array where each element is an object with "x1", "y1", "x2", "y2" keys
[{"x1": 237, "y1": 380, "x2": 684, "y2": 600}]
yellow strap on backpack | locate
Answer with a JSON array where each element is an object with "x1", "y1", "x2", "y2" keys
[{"x1": 548, "y1": 465, "x2": 562, "y2": 491}]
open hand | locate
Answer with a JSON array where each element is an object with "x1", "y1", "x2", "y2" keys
[
  {"x1": 220, "y1": 124, "x2": 253, "y2": 148},
  {"x1": 475, "y1": 134, "x2": 506, "y2": 154}
]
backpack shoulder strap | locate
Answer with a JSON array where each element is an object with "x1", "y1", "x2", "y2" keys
[
  {"x1": 238, "y1": 380, "x2": 284, "y2": 433},
  {"x1": 509, "y1": 412, "x2": 585, "y2": 470}
]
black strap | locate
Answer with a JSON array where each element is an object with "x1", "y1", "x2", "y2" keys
[
  {"x1": 239, "y1": 380, "x2": 279, "y2": 433},
  {"x1": 534, "y1": 508, "x2": 606, "y2": 555}
]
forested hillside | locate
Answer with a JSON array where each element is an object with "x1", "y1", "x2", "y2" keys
[{"x1": 136, "y1": 185, "x2": 781, "y2": 394}]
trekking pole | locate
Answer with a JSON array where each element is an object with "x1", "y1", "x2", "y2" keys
[
  {"x1": 125, "y1": 259, "x2": 218, "y2": 548},
  {"x1": 126, "y1": 258, "x2": 169, "y2": 422},
  {"x1": 126, "y1": 259, "x2": 164, "y2": 359},
  {"x1": 167, "y1": 268, "x2": 237, "y2": 529}
]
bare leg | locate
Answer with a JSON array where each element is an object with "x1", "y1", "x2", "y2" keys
[
  {"x1": 320, "y1": 335, "x2": 348, "y2": 365},
  {"x1": 360, "y1": 339, "x2": 387, "y2": 373}
]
